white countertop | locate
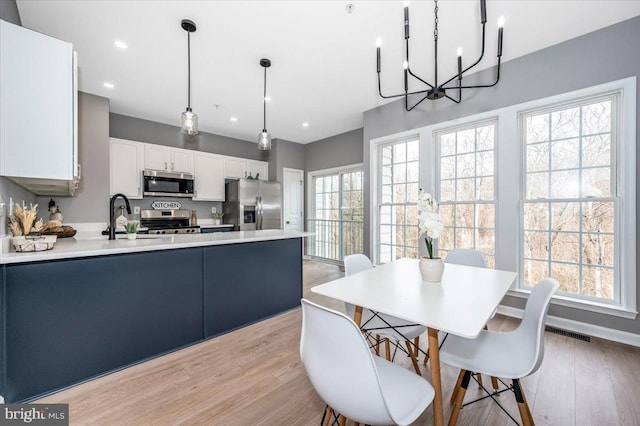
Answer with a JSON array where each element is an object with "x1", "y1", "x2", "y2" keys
[{"x1": 0, "y1": 230, "x2": 313, "y2": 264}]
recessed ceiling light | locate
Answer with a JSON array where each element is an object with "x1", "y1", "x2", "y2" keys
[
  {"x1": 230, "y1": 117, "x2": 238, "y2": 122},
  {"x1": 302, "y1": 122, "x2": 309, "y2": 127},
  {"x1": 114, "y1": 40, "x2": 128, "y2": 49},
  {"x1": 103, "y1": 82, "x2": 114, "y2": 89},
  {"x1": 264, "y1": 96, "x2": 271, "y2": 102}
]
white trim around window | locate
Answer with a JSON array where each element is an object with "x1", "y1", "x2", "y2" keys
[{"x1": 368, "y1": 77, "x2": 636, "y2": 319}]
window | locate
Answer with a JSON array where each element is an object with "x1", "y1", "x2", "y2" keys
[
  {"x1": 377, "y1": 139, "x2": 420, "y2": 263},
  {"x1": 308, "y1": 166, "x2": 363, "y2": 261},
  {"x1": 522, "y1": 95, "x2": 618, "y2": 302},
  {"x1": 437, "y1": 121, "x2": 497, "y2": 267}
]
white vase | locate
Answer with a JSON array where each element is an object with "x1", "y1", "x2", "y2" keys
[
  {"x1": 419, "y1": 257, "x2": 444, "y2": 282},
  {"x1": 126, "y1": 233, "x2": 137, "y2": 240}
]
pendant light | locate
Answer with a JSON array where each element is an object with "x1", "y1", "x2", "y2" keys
[
  {"x1": 258, "y1": 58, "x2": 272, "y2": 151},
  {"x1": 180, "y1": 19, "x2": 198, "y2": 135}
]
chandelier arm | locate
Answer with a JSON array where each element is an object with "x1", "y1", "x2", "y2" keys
[
  {"x1": 404, "y1": 92, "x2": 432, "y2": 111},
  {"x1": 441, "y1": 57, "x2": 501, "y2": 90},
  {"x1": 444, "y1": 93, "x2": 461, "y2": 104},
  {"x1": 378, "y1": 73, "x2": 431, "y2": 98},
  {"x1": 439, "y1": 23, "x2": 487, "y2": 89},
  {"x1": 407, "y1": 66, "x2": 435, "y2": 90}
]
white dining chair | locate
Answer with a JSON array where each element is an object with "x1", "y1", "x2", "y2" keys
[
  {"x1": 439, "y1": 278, "x2": 559, "y2": 426},
  {"x1": 344, "y1": 254, "x2": 427, "y2": 375},
  {"x1": 443, "y1": 249, "x2": 499, "y2": 393},
  {"x1": 300, "y1": 298, "x2": 435, "y2": 426}
]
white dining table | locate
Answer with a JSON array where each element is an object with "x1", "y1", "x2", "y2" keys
[{"x1": 311, "y1": 257, "x2": 517, "y2": 426}]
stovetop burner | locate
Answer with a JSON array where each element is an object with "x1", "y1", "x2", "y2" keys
[{"x1": 140, "y1": 209, "x2": 200, "y2": 234}]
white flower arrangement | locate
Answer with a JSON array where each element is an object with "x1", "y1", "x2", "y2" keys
[{"x1": 417, "y1": 190, "x2": 444, "y2": 259}]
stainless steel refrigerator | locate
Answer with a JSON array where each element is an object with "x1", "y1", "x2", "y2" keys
[{"x1": 223, "y1": 179, "x2": 282, "y2": 230}]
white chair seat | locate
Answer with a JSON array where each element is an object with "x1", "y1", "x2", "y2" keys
[
  {"x1": 440, "y1": 329, "x2": 536, "y2": 379},
  {"x1": 373, "y1": 356, "x2": 435, "y2": 425}
]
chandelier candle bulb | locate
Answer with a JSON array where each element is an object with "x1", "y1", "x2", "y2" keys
[
  {"x1": 404, "y1": 5, "x2": 410, "y2": 39},
  {"x1": 498, "y1": 26, "x2": 504, "y2": 57},
  {"x1": 480, "y1": 0, "x2": 487, "y2": 24},
  {"x1": 376, "y1": 38, "x2": 381, "y2": 72}
]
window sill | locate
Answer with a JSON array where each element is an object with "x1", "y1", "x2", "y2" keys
[{"x1": 506, "y1": 288, "x2": 638, "y2": 320}]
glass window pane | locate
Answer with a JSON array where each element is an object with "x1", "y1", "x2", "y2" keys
[
  {"x1": 382, "y1": 146, "x2": 393, "y2": 165},
  {"x1": 393, "y1": 143, "x2": 406, "y2": 163},
  {"x1": 582, "y1": 101, "x2": 611, "y2": 135},
  {"x1": 582, "y1": 202, "x2": 614, "y2": 233},
  {"x1": 477, "y1": 151, "x2": 493, "y2": 176},
  {"x1": 457, "y1": 153, "x2": 475, "y2": 178},
  {"x1": 551, "y1": 232, "x2": 579, "y2": 263},
  {"x1": 456, "y1": 204, "x2": 474, "y2": 228},
  {"x1": 456, "y1": 178, "x2": 474, "y2": 201},
  {"x1": 582, "y1": 233, "x2": 614, "y2": 267},
  {"x1": 550, "y1": 170, "x2": 580, "y2": 198},
  {"x1": 407, "y1": 161, "x2": 419, "y2": 182},
  {"x1": 582, "y1": 167, "x2": 611, "y2": 197},
  {"x1": 524, "y1": 260, "x2": 548, "y2": 286},
  {"x1": 441, "y1": 133, "x2": 456, "y2": 156},
  {"x1": 551, "y1": 107, "x2": 580, "y2": 139},
  {"x1": 440, "y1": 180, "x2": 455, "y2": 202},
  {"x1": 440, "y1": 204, "x2": 454, "y2": 227},
  {"x1": 551, "y1": 262, "x2": 580, "y2": 294},
  {"x1": 380, "y1": 206, "x2": 392, "y2": 224},
  {"x1": 477, "y1": 229, "x2": 495, "y2": 255},
  {"x1": 393, "y1": 163, "x2": 406, "y2": 184},
  {"x1": 527, "y1": 142, "x2": 550, "y2": 172},
  {"x1": 457, "y1": 129, "x2": 475, "y2": 153},
  {"x1": 478, "y1": 204, "x2": 495, "y2": 228},
  {"x1": 526, "y1": 114, "x2": 549, "y2": 143},
  {"x1": 582, "y1": 135, "x2": 611, "y2": 167},
  {"x1": 380, "y1": 225, "x2": 392, "y2": 244},
  {"x1": 582, "y1": 266, "x2": 613, "y2": 299},
  {"x1": 440, "y1": 227, "x2": 454, "y2": 251},
  {"x1": 523, "y1": 231, "x2": 549, "y2": 260},
  {"x1": 382, "y1": 165, "x2": 392, "y2": 185},
  {"x1": 524, "y1": 203, "x2": 548, "y2": 230},
  {"x1": 476, "y1": 177, "x2": 494, "y2": 200},
  {"x1": 393, "y1": 184, "x2": 406, "y2": 203},
  {"x1": 551, "y1": 202, "x2": 580, "y2": 232},
  {"x1": 407, "y1": 183, "x2": 419, "y2": 203},
  {"x1": 551, "y1": 138, "x2": 579, "y2": 170},
  {"x1": 407, "y1": 140, "x2": 419, "y2": 161},
  {"x1": 441, "y1": 156, "x2": 455, "y2": 179},
  {"x1": 526, "y1": 172, "x2": 549, "y2": 199},
  {"x1": 381, "y1": 185, "x2": 392, "y2": 203},
  {"x1": 455, "y1": 228, "x2": 474, "y2": 249},
  {"x1": 477, "y1": 125, "x2": 494, "y2": 151}
]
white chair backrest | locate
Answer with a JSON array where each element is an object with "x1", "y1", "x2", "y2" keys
[
  {"x1": 444, "y1": 249, "x2": 487, "y2": 268},
  {"x1": 300, "y1": 299, "x2": 394, "y2": 425},
  {"x1": 343, "y1": 254, "x2": 373, "y2": 318},
  {"x1": 517, "y1": 278, "x2": 559, "y2": 376}
]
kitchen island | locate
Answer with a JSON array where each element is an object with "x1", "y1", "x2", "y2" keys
[{"x1": 0, "y1": 230, "x2": 310, "y2": 402}]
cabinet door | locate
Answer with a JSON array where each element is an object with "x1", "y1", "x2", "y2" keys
[
  {"x1": 247, "y1": 160, "x2": 269, "y2": 181},
  {"x1": 0, "y1": 20, "x2": 74, "y2": 180},
  {"x1": 193, "y1": 153, "x2": 225, "y2": 201},
  {"x1": 225, "y1": 157, "x2": 246, "y2": 179},
  {"x1": 144, "y1": 144, "x2": 168, "y2": 171},
  {"x1": 110, "y1": 139, "x2": 142, "y2": 199},
  {"x1": 170, "y1": 149, "x2": 194, "y2": 174}
]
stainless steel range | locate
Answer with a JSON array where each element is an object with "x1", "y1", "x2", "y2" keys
[{"x1": 140, "y1": 209, "x2": 200, "y2": 234}]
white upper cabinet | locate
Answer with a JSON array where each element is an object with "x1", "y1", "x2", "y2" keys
[
  {"x1": 0, "y1": 20, "x2": 78, "y2": 192},
  {"x1": 110, "y1": 138, "x2": 143, "y2": 199},
  {"x1": 193, "y1": 152, "x2": 225, "y2": 201},
  {"x1": 224, "y1": 157, "x2": 269, "y2": 181},
  {"x1": 144, "y1": 144, "x2": 194, "y2": 174}
]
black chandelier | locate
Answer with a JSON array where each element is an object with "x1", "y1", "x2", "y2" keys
[{"x1": 376, "y1": 0, "x2": 504, "y2": 111}]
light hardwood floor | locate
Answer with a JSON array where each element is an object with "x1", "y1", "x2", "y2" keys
[{"x1": 37, "y1": 260, "x2": 640, "y2": 425}]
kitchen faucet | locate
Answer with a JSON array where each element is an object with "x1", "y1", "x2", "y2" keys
[{"x1": 108, "y1": 193, "x2": 132, "y2": 240}]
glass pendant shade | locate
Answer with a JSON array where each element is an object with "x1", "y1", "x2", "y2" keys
[
  {"x1": 258, "y1": 130, "x2": 272, "y2": 151},
  {"x1": 181, "y1": 108, "x2": 198, "y2": 135}
]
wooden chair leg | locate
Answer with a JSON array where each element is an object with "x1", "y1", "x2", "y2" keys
[
  {"x1": 405, "y1": 340, "x2": 421, "y2": 375},
  {"x1": 375, "y1": 334, "x2": 381, "y2": 355},
  {"x1": 385, "y1": 338, "x2": 391, "y2": 361},
  {"x1": 414, "y1": 336, "x2": 420, "y2": 357},
  {"x1": 476, "y1": 373, "x2": 483, "y2": 387},
  {"x1": 448, "y1": 370, "x2": 472, "y2": 426},
  {"x1": 512, "y1": 379, "x2": 534, "y2": 426},
  {"x1": 450, "y1": 369, "x2": 465, "y2": 404},
  {"x1": 322, "y1": 406, "x2": 332, "y2": 426},
  {"x1": 491, "y1": 375, "x2": 500, "y2": 390},
  {"x1": 338, "y1": 415, "x2": 347, "y2": 426}
]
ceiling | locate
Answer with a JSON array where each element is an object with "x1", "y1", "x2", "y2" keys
[{"x1": 16, "y1": 1, "x2": 640, "y2": 145}]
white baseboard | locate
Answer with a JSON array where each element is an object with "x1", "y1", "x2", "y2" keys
[{"x1": 497, "y1": 305, "x2": 640, "y2": 348}]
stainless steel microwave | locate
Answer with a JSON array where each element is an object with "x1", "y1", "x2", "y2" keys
[{"x1": 143, "y1": 170, "x2": 194, "y2": 197}]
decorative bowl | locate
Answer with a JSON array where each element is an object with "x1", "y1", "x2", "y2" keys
[{"x1": 12, "y1": 235, "x2": 57, "y2": 252}]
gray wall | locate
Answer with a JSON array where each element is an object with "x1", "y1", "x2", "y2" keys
[
  {"x1": 37, "y1": 92, "x2": 111, "y2": 223},
  {"x1": 0, "y1": 0, "x2": 37, "y2": 236},
  {"x1": 110, "y1": 113, "x2": 269, "y2": 162},
  {"x1": 272, "y1": 138, "x2": 305, "y2": 182},
  {"x1": 362, "y1": 16, "x2": 640, "y2": 335},
  {"x1": 305, "y1": 128, "x2": 363, "y2": 172}
]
